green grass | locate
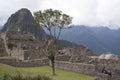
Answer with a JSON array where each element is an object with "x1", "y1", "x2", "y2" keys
[
  {"x1": 0, "y1": 63, "x2": 93, "y2": 80},
  {"x1": 0, "y1": 56, "x2": 14, "y2": 59}
]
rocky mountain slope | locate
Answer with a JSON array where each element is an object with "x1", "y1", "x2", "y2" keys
[
  {"x1": 0, "y1": 27, "x2": 2, "y2": 30},
  {"x1": 1, "y1": 8, "x2": 47, "y2": 41}
]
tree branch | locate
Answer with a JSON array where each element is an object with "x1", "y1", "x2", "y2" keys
[{"x1": 57, "y1": 27, "x2": 62, "y2": 40}]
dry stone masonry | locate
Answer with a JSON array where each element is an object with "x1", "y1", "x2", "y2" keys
[{"x1": 55, "y1": 61, "x2": 95, "y2": 75}]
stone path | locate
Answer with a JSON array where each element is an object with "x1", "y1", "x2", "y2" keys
[{"x1": 0, "y1": 32, "x2": 10, "y2": 56}]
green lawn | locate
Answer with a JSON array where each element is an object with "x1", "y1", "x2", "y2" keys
[{"x1": 0, "y1": 63, "x2": 93, "y2": 80}]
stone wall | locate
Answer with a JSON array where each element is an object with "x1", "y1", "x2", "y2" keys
[
  {"x1": 11, "y1": 47, "x2": 47, "y2": 60},
  {"x1": 55, "y1": 55, "x2": 71, "y2": 61},
  {"x1": 11, "y1": 48, "x2": 24, "y2": 60},
  {"x1": 61, "y1": 47, "x2": 96, "y2": 56},
  {"x1": 0, "y1": 58, "x2": 49, "y2": 67},
  {"x1": 55, "y1": 61, "x2": 95, "y2": 75},
  {"x1": 90, "y1": 59, "x2": 120, "y2": 80},
  {"x1": 24, "y1": 50, "x2": 46, "y2": 60}
]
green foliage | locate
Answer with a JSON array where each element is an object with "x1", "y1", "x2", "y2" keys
[
  {"x1": 0, "y1": 73, "x2": 51, "y2": 80},
  {"x1": 47, "y1": 49, "x2": 55, "y2": 61},
  {"x1": 0, "y1": 56, "x2": 13, "y2": 59},
  {"x1": 29, "y1": 37, "x2": 35, "y2": 41},
  {"x1": 0, "y1": 53, "x2": 5, "y2": 57},
  {"x1": 7, "y1": 42, "x2": 17, "y2": 50},
  {"x1": 34, "y1": 9, "x2": 72, "y2": 27},
  {"x1": 0, "y1": 54, "x2": 3, "y2": 57},
  {"x1": 34, "y1": 9, "x2": 73, "y2": 39}
]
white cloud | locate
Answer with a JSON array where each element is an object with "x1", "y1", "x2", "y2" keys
[
  {"x1": 96, "y1": 0, "x2": 120, "y2": 28},
  {"x1": 0, "y1": 0, "x2": 41, "y2": 26},
  {"x1": 0, "y1": 0, "x2": 120, "y2": 29}
]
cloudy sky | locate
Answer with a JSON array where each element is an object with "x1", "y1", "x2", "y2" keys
[{"x1": 0, "y1": 0, "x2": 120, "y2": 29}]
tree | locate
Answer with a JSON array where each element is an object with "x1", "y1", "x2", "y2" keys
[
  {"x1": 33, "y1": 9, "x2": 72, "y2": 76},
  {"x1": 48, "y1": 49, "x2": 55, "y2": 76}
]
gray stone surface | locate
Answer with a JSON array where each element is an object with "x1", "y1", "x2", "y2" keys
[{"x1": 55, "y1": 61, "x2": 95, "y2": 75}]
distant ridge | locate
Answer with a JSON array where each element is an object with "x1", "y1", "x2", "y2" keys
[
  {"x1": 60, "y1": 25, "x2": 120, "y2": 54},
  {"x1": 0, "y1": 26, "x2": 2, "y2": 30}
]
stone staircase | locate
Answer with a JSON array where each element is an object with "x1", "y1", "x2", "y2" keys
[{"x1": 0, "y1": 32, "x2": 10, "y2": 56}]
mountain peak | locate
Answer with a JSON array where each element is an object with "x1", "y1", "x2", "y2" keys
[
  {"x1": 17, "y1": 8, "x2": 31, "y2": 16},
  {"x1": 5, "y1": 8, "x2": 32, "y2": 27},
  {"x1": 18, "y1": 8, "x2": 30, "y2": 12},
  {"x1": 2, "y1": 8, "x2": 47, "y2": 41}
]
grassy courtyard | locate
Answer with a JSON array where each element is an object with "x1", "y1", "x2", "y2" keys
[{"x1": 0, "y1": 63, "x2": 93, "y2": 80}]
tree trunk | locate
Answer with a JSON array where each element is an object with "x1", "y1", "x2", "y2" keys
[
  {"x1": 51, "y1": 60, "x2": 55, "y2": 76},
  {"x1": 57, "y1": 28, "x2": 62, "y2": 40}
]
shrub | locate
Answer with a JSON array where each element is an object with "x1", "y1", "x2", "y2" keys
[
  {"x1": 0, "y1": 73, "x2": 51, "y2": 80},
  {"x1": 7, "y1": 42, "x2": 17, "y2": 50}
]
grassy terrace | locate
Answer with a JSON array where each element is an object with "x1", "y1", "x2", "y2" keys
[{"x1": 0, "y1": 63, "x2": 93, "y2": 80}]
